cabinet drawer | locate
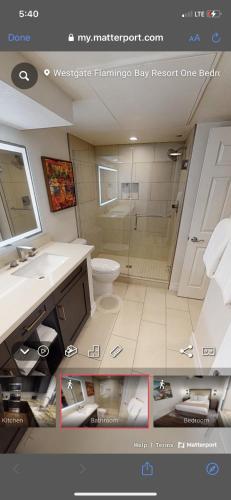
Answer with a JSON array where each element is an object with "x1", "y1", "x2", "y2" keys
[
  {"x1": 5, "y1": 295, "x2": 54, "y2": 354},
  {"x1": 53, "y1": 260, "x2": 87, "y2": 304},
  {"x1": 0, "y1": 342, "x2": 10, "y2": 368}
]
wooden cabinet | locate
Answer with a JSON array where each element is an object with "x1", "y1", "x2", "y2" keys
[
  {"x1": 81, "y1": 409, "x2": 98, "y2": 427},
  {"x1": 5, "y1": 295, "x2": 54, "y2": 355},
  {"x1": 55, "y1": 261, "x2": 91, "y2": 347},
  {"x1": 0, "y1": 259, "x2": 91, "y2": 376},
  {"x1": 0, "y1": 428, "x2": 26, "y2": 453},
  {"x1": 0, "y1": 342, "x2": 11, "y2": 369}
]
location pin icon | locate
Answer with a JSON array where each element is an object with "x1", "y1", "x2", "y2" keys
[{"x1": 44, "y1": 68, "x2": 50, "y2": 76}]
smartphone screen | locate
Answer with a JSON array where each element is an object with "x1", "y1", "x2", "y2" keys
[{"x1": 0, "y1": 1, "x2": 230, "y2": 498}]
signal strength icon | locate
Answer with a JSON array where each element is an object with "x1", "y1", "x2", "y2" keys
[{"x1": 181, "y1": 11, "x2": 193, "y2": 18}]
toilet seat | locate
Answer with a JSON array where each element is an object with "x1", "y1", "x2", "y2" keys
[{"x1": 91, "y1": 258, "x2": 120, "y2": 274}]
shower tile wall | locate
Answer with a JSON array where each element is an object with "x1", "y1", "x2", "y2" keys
[
  {"x1": 68, "y1": 134, "x2": 101, "y2": 255},
  {"x1": 95, "y1": 142, "x2": 182, "y2": 262}
]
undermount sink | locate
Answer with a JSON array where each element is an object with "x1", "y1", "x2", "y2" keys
[{"x1": 13, "y1": 253, "x2": 68, "y2": 279}]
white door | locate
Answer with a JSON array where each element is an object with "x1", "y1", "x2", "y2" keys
[{"x1": 178, "y1": 126, "x2": 231, "y2": 299}]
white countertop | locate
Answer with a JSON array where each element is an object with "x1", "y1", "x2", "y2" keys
[
  {"x1": 62, "y1": 403, "x2": 98, "y2": 427},
  {"x1": 0, "y1": 241, "x2": 94, "y2": 343}
]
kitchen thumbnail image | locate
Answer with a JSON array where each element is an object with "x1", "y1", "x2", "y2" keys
[{"x1": 0, "y1": 376, "x2": 56, "y2": 427}]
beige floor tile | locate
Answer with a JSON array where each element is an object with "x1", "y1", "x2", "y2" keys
[
  {"x1": 142, "y1": 287, "x2": 166, "y2": 324},
  {"x1": 166, "y1": 309, "x2": 192, "y2": 348},
  {"x1": 100, "y1": 334, "x2": 137, "y2": 369},
  {"x1": 112, "y1": 300, "x2": 143, "y2": 340},
  {"x1": 113, "y1": 281, "x2": 128, "y2": 298},
  {"x1": 188, "y1": 299, "x2": 203, "y2": 331},
  {"x1": 166, "y1": 348, "x2": 196, "y2": 372},
  {"x1": 166, "y1": 291, "x2": 189, "y2": 311},
  {"x1": 124, "y1": 284, "x2": 147, "y2": 302},
  {"x1": 133, "y1": 321, "x2": 166, "y2": 369},
  {"x1": 73, "y1": 310, "x2": 117, "y2": 359},
  {"x1": 60, "y1": 353, "x2": 100, "y2": 370}
]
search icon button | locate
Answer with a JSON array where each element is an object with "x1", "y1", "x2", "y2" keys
[
  {"x1": 19, "y1": 70, "x2": 29, "y2": 82},
  {"x1": 11, "y1": 63, "x2": 38, "y2": 89}
]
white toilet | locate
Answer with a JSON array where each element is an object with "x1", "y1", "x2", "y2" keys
[
  {"x1": 91, "y1": 258, "x2": 120, "y2": 297},
  {"x1": 71, "y1": 238, "x2": 87, "y2": 245},
  {"x1": 97, "y1": 407, "x2": 107, "y2": 418},
  {"x1": 70, "y1": 238, "x2": 120, "y2": 298}
]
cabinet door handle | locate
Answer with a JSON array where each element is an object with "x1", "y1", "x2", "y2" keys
[
  {"x1": 24, "y1": 309, "x2": 47, "y2": 333},
  {"x1": 57, "y1": 304, "x2": 67, "y2": 321}
]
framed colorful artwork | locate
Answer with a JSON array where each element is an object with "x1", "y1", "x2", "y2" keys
[
  {"x1": 85, "y1": 382, "x2": 95, "y2": 397},
  {"x1": 153, "y1": 380, "x2": 173, "y2": 400},
  {"x1": 41, "y1": 156, "x2": 77, "y2": 212}
]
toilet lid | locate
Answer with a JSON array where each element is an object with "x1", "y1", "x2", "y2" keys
[
  {"x1": 91, "y1": 258, "x2": 120, "y2": 273},
  {"x1": 71, "y1": 238, "x2": 87, "y2": 245}
]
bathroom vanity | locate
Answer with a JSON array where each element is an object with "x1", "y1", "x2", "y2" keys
[
  {"x1": 0, "y1": 241, "x2": 94, "y2": 377},
  {"x1": 62, "y1": 403, "x2": 98, "y2": 427}
]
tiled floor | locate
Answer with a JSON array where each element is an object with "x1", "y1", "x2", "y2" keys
[
  {"x1": 60, "y1": 282, "x2": 203, "y2": 374},
  {"x1": 98, "y1": 253, "x2": 170, "y2": 281}
]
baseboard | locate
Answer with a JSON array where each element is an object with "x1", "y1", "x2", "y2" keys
[{"x1": 91, "y1": 302, "x2": 96, "y2": 316}]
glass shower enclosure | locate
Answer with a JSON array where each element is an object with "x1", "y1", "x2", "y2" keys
[{"x1": 69, "y1": 134, "x2": 188, "y2": 286}]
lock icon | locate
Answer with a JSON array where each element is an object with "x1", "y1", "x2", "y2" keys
[{"x1": 68, "y1": 33, "x2": 75, "y2": 42}]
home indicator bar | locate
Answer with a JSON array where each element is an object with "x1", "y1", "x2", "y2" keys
[{"x1": 74, "y1": 494, "x2": 157, "y2": 497}]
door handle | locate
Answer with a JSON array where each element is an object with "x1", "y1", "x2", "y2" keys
[
  {"x1": 190, "y1": 236, "x2": 205, "y2": 243},
  {"x1": 24, "y1": 308, "x2": 47, "y2": 333},
  {"x1": 57, "y1": 304, "x2": 67, "y2": 321}
]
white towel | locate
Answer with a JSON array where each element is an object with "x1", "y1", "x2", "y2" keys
[
  {"x1": 214, "y1": 241, "x2": 231, "y2": 305},
  {"x1": 37, "y1": 324, "x2": 57, "y2": 344},
  {"x1": 203, "y1": 218, "x2": 231, "y2": 278}
]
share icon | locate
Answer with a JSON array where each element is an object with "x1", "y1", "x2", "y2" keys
[{"x1": 179, "y1": 344, "x2": 194, "y2": 358}]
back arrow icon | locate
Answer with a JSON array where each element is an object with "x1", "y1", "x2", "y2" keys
[{"x1": 13, "y1": 464, "x2": 21, "y2": 475}]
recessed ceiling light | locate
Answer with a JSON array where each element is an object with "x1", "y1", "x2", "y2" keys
[{"x1": 129, "y1": 136, "x2": 138, "y2": 141}]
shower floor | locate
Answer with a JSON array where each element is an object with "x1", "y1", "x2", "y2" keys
[{"x1": 98, "y1": 253, "x2": 170, "y2": 282}]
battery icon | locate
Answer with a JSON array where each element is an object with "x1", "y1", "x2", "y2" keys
[{"x1": 206, "y1": 10, "x2": 222, "y2": 18}]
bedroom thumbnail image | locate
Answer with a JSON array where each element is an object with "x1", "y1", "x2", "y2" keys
[
  {"x1": 153, "y1": 377, "x2": 231, "y2": 428},
  {"x1": 0, "y1": 376, "x2": 56, "y2": 428},
  {"x1": 61, "y1": 375, "x2": 149, "y2": 428}
]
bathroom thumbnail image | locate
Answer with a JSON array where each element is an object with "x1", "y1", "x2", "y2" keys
[
  {"x1": 0, "y1": 376, "x2": 56, "y2": 427},
  {"x1": 61, "y1": 375, "x2": 149, "y2": 428},
  {"x1": 153, "y1": 377, "x2": 231, "y2": 428}
]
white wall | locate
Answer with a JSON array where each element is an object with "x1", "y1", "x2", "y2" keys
[
  {"x1": 0, "y1": 124, "x2": 78, "y2": 261},
  {"x1": 170, "y1": 121, "x2": 231, "y2": 292}
]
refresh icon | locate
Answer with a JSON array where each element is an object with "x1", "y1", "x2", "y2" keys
[{"x1": 212, "y1": 32, "x2": 221, "y2": 43}]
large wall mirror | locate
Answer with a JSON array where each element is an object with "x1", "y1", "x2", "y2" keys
[
  {"x1": 98, "y1": 165, "x2": 118, "y2": 206},
  {"x1": 0, "y1": 141, "x2": 41, "y2": 247},
  {"x1": 62, "y1": 377, "x2": 85, "y2": 407}
]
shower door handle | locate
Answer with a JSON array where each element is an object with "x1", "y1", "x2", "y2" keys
[
  {"x1": 134, "y1": 213, "x2": 138, "y2": 230},
  {"x1": 190, "y1": 236, "x2": 205, "y2": 243}
]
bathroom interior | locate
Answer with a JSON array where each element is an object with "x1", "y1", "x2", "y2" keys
[
  {"x1": 61, "y1": 375, "x2": 148, "y2": 428},
  {"x1": 0, "y1": 50, "x2": 231, "y2": 378}
]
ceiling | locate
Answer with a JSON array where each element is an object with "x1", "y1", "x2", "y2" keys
[
  {"x1": 0, "y1": 80, "x2": 71, "y2": 130},
  {"x1": 17, "y1": 51, "x2": 231, "y2": 144}
]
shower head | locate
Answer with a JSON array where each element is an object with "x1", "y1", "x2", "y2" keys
[{"x1": 167, "y1": 146, "x2": 185, "y2": 161}]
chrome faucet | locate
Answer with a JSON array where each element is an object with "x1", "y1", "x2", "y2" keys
[{"x1": 16, "y1": 245, "x2": 37, "y2": 262}]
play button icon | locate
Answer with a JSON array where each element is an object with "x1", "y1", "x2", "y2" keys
[{"x1": 37, "y1": 345, "x2": 49, "y2": 358}]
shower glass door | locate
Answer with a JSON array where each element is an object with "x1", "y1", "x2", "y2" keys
[
  {"x1": 95, "y1": 145, "x2": 133, "y2": 274},
  {"x1": 126, "y1": 144, "x2": 185, "y2": 284}
]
